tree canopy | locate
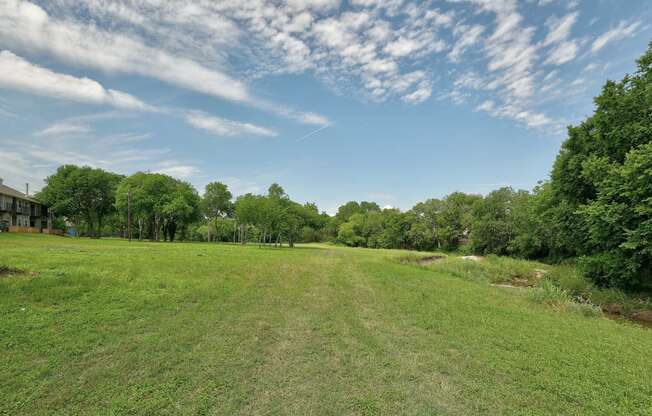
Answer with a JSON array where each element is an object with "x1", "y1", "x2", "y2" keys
[{"x1": 38, "y1": 165, "x2": 122, "y2": 238}]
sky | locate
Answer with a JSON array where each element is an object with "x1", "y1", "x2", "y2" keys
[{"x1": 0, "y1": 0, "x2": 651, "y2": 214}]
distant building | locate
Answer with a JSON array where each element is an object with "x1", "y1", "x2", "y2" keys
[{"x1": 0, "y1": 178, "x2": 49, "y2": 230}]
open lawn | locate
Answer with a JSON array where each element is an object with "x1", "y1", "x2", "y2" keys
[{"x1": 1, "y1": 234, "x2": 651, "y2": 415}]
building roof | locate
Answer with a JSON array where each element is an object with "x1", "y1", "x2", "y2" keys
[{"x1": 0, "y1": 183, "x2": 42, "y2": 204}]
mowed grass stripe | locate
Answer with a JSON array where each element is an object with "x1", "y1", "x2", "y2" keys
[{"x1": 1, "y1": 234, "x2": 651, "y2": 415}]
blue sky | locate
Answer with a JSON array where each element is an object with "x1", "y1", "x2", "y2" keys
[{"x1": 0, "y1": 0, "x2": 650, "y2": 213}]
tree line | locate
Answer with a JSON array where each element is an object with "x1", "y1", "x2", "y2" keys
[
  {"x1": 37, "y1": 42, "x2": 652, "y2": 292},
  {"x1": 333, "y1": 43, "x2": 652, "y2": 292}
]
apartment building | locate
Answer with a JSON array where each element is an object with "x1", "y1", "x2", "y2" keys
[{"x1": 0, "y1": 178, "x2": 48, "y2": 230}]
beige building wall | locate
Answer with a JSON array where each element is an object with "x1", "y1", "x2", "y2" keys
[
  {"x1": 16, "y1": 215, "x2": 30, "y2": 227},
  {"x1": 0, "y1": 194, "x2": 10, "y2": 210}
]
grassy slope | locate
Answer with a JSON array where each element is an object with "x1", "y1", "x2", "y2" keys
[{"x1": 1, "y1": 234, "x2": 651, "y2": 415}]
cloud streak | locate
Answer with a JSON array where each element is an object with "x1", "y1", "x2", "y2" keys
[
  {"x1": 185, "y1": 111, "x2": 278, "y2": 138},
  {"x1": 0, "y1": 0, "x2": 329, "y2": 126},
  {"x1": 0, "y1": 0, "x2": 251, "y2": 104},
  {"x1": 0, "y1": 50, "x2": 153, "y2": 111},
  {"x1": 592, "y1": 20, "x2": 643, "y2": 53}
]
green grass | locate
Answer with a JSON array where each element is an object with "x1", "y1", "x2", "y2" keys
[{"x1": 1, "y1": 234, "x2": 651, "y2": 415}]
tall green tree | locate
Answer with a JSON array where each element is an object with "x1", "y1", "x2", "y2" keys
[
  {"x1": 545, "y1": 41, "x2": 652, "y2": 288},
  {"x1": 202, "y1": 182, "x2": 233, "y2": 242},
  {"x1": 39, "y1": 165, "x2": 122, "y2": 237},
  {"x1": 116, "y1": 173, "x2": 200, "y2": 242}
]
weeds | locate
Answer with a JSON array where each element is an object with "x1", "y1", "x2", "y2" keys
[
  {"x1": 425, "y1": 255, "x2": 548, "y2": 285},
  {"x1": 529, "y1": 280, "x2": 603, "y2": 318}
]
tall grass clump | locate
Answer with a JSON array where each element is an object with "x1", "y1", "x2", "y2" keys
[
  {"x1": 529, "y1": 280, "x2": 570, "y2": 307},
  {"x1": 546, "y1": 265, "x2": 593, "y2": 298},
  {"x1": 529, "y1": 280, "x2": 602, "y2": 318},
  {"x1": 425, "y1": 255, "x2": 548, "y2": 284}
]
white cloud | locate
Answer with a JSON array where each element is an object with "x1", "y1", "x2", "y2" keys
[
  {"x1": 545, "y1": 40, "x2": 578, "y2": 65},
  {"x1": 591, "y1": 20, "x2": 643, "y2": 53},
  {"x1": 0, "y1": 51, "x2": 290, "y2": 141},
  {"x1": 3, "y1": 0, "x2": 640, "y2": 139},
  {"x1": 476, "y1": 100, "x2": 495, "y2": 112},
  {"x1": 543, "y1": 12, "x2": 578, "y2": 46},
  {"x1": 298, "y1": 112, "x2": 330, "y2": 126},
  {"x1": 3, "y1": 0, "x2": 452, "y2": 109},
  {"x1": 0, "y1": 0, "x2": 330, "y2": 126},
  {"x1": 401, "y1": 82, "x2": 432, "y2": 104},
  {"x1": 584, "y1": 62, "x2": 598, "y2": 72},
  {"x1": 153, "y1": 163, "x2": 199, "y2": 179},
  {"x1": 475, "y1": 100, "x2": 553, "y2": 129},
  {"x1": 0, "y1": 0, "x2": 251, "y2": 104},
  {"x1": 449, "y1": 24, "x2": 485, "y2": 62},
  {"x1": 0, "y1": 50, "x2": 153, "y2": 111},
  {"x1": 36, "y1": 122, "x2": 92, "y2": 137},
  {"x1": 222, "y1": 176, "x2": 262, "y2": 195},
  {"x1": 185, "y1": 111, "x2": 278, "y2": 138},
  {"x1": 384, "y1": 37, "x2": 421, "y2": 57},
  {"x1": 286, "y1": 0, "x2": 341, "y2": 12},
  {"x1": 477, "y1": 2, "x2": 539, "y2": 100}
]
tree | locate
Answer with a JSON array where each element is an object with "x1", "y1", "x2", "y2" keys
[
  {"x1": 267, "y1": 183, "x2": 287, "y2": 200},
  {"x1": 335, "y1": 201, "x2": 380, "y2": 224},
  {"x1": 579, "y1": 143, "x2": 652, "y2": 289},
  {"x1": 162, "y1": 181, "x2": 201, "y2": 242},
  {"x1": 469, "y1": 187, "x2": 526, "y2": 256},
  {"x1": 437, "y1": 192, "x2": 481, "y2": 250},
  {"x1": 202, "y1": 182, "x2": 233, "y2": 242},
  {"x1": 406, "y1": 198, "x2": 443, "y2": 251},
  {"x1": 39, "y1": 165, "x2": 122, "y2": 238},
  {"x1": 116, "y1": 172, "x2": 153, "y2": 240},
  {"x1": 234, "y1": 193, "x2": 260, "y2": 244},
  {"x1": 544, "y1": 41, "x2": 652, "y2": 288},
  {"x1": 116, "y1": 173, "x2": 200, "y2": 242}
]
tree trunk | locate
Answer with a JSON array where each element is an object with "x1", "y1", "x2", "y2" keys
[
  {"x1": 169, "y1": 221, "x2": 177, "y2": 242},
  {"x1": 86, "y1": 213, "x2": 94, "y2": 238}
]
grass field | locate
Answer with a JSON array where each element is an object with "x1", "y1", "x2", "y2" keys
[{"x1": 1, "y1": 234, "x2": 651, "y2": 415}]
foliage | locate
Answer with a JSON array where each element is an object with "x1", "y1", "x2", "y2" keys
[
  {"x1": 545, "y1": 42, "x2": 652, "y2": 290},
  {"x1": 115, "y1": 172, "x2": 200, "y2": 241},
  {"x1": 469, "y1": 188, "x2": 520, "y2": 255},
  {"x1": 38, "y1": 165, "x2": 123, "y2": 237},
  {"x1": 231, "y1": 184, "x2": 326, "y2": 247},
  {"x1": 202, "y1": 182, "x2": 233, "y2": 242}
]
